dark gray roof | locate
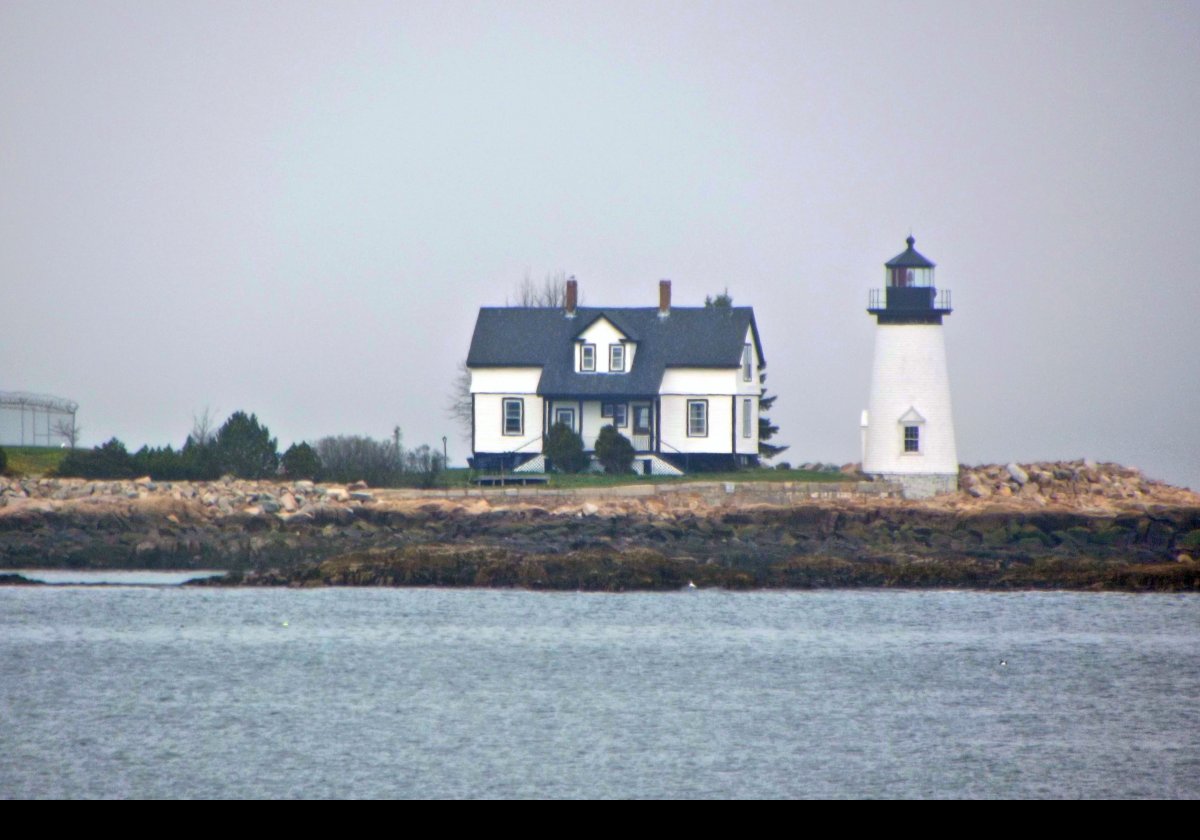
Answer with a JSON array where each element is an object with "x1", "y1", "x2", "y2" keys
[
  {"x1": 886, "y1": 235, "x2": 936, "y2": 269},
  {"x1": 467, "y1": 306, "x2": 764, "y2": 397}
]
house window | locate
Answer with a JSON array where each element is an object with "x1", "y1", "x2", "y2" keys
[
  {"x1": 904, "y1": 425, "x2": 920, "y2": 453},
  {"x1": 742, "y1": 344, "x2": 752, "y2": 381},
  {"x1": 555, "y1": 407, "x2": 576, "y2": 431},
  {"x1": 601, "y1": 403, "x2": 614, "y2": 418},
  {"x1": 610, "y1": 344, "x2": 625, "y2": 372},
  {"x1": 687, "y1": 400, "x2": 708, "y2": 437},
  {"x1": 581, "y1": 344, "x2": 595, "y2": 372},
  {"x1": 742, "y1": 398, "x2": 752, "y2": 438},
  {"x1": 612, "y1": 403, "x2": 628, "y2": 428},
  {"x1": 633, "y1": 405, "x2": 651, "y2": 435},
  {"x1": 503, "y1": 398, "x2": 523, "y2": 436}
]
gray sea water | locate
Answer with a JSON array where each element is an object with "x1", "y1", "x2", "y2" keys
[{"x1": 1, "y1": 583, "x2": 1197, "y2": 799}]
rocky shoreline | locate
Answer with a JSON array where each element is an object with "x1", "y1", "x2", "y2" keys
[{"x1": 2, "y1": 461, "x2": 1198, "y2": 591}]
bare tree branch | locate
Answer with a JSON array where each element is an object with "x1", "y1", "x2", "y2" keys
[
  {"x1": 506, "y1": 269, "x2": 573, "y2": 307},
  {"x1": 446, "y1": 360, "x2": 473, "y2": 443},
  {"x1": 189, "y1": 406, "x2": 218, "y2": 447},
  {"x1": 452, "y1": 270, "x2": 575, "y2": 447},
  {"x1": 52, "y1": 418, "x2": 81, "y2": 448}
]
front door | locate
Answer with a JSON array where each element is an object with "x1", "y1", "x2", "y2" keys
[{"x1": 632, "y1": 403, "x2": 652, "y2": 451}]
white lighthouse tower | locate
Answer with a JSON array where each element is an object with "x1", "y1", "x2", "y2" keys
[{"x1": 861, "y1": 236, "x2": 958, "y2": 498}]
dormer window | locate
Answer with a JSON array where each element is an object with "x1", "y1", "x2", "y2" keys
[
  {"x1": 581, "y1": 344, "x2": 596, "y2": 372},
  {"x1": 610, "y1": 344, "x2": 625, "y2": 372}
]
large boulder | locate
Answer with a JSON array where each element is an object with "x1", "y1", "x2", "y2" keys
[{"x1": 1006, "y1": 463, "x2": 1029, "y2": 485}]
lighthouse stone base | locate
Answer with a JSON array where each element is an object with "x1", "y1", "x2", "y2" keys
[{"x1": 869, "y1": 472, "x2": 959, "y2": 500}]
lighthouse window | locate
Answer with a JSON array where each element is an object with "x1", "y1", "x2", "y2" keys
[{"x1": 904, "y1": 425, "x2": 920, "y2": 453}]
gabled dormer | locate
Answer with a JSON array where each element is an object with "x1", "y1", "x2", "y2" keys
[
  {"x1": 897, "y1": 406, "x2": 926, "y2": 454},
  {"x1": 573, "y1": 312, "x2": 638, "y2": 374}
]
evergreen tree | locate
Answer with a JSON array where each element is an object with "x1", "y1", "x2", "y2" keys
[
  {"x1": 281, "y1": 442, "x2": 321, "y2": 480},
  {"x1": 180, "y1": 433, "x2": 220, "y2": 480},
  {"x1": 214, "y1": 412, "x2": 279, "y2": 479},
  {"x1": 704, "y1": 288, "x2": 733, "y2": 308},
  {"x1": 758, "y1": 372, "x2": 788, "y2": 460}
]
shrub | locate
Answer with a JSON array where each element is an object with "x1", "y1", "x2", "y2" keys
[
  {"x1": 282, "y1": 442, "x2": 321, "y2": 480},
  {"x1": 544, "y1": 422, "x2": 587, "y2": 473},
  {"x1": 315, "y1": 435, "x2": 403, "y2": 486},
  {"x1": 131, "y1": 445, "x2": 196, "y2": 481},
  {"x1": 402, "y1": 444, "x2": 445, "y2": 488},
  {"x1": 56, "y1": 438, "x2": 136, "y2": 479},
  {"x1": 0, "y1": 446, "x2": 6, "y2": 474},
  {"x1": 594, "y1": 425, "x2": 635, "y2": 474}
]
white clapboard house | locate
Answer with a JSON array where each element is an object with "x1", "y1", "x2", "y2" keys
[{"x1": 466, "y1": 279, "x2": 765, "y2": 475}]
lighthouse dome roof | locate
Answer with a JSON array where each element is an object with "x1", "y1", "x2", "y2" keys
[{"x1": 885, "y1": 236, "x2": 936, "y2": 269}]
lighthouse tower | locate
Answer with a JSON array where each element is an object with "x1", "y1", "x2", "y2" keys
[{"x1": 861, "y1": 236, "x2": 958, "y2": 498}]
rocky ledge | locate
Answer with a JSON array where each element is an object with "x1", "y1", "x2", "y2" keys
[{"x1": 1, "y1": 461, "x2": 1197, "y2": 591}]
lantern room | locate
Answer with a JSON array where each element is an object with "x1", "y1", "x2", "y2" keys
[{"x1": 867, "y1": 235, "x2": 951, "y2": 324}]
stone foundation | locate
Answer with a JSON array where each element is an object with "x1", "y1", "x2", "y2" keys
[{"x1": 869, "y1": 472, "x2": 958, "y2": 500}]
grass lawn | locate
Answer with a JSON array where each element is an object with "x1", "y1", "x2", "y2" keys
[
  {"x1": 1, "y1": 448, "x2": 853, "y2": 487},
  {"x1": 3, "y1": 446, "x2": 69, "y2": 477}
]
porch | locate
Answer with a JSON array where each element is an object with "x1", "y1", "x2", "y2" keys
[{"x1": 544, "y1": 398, "x2": 658, "y2": 453}]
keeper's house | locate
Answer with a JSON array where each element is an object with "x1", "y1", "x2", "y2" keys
[{"x1": 466, "y1": 279, "x2": 764, "y2": 475}]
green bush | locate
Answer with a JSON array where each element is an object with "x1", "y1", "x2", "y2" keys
[
  {"x1": 128, "y1": 442, "x2": 220, "y2": 481},
  {"x1": 56, "y1": 438, "x2": 136, "y2": 479},
  {"x1": 132, "y1": 445, "x2": 189, "y2": 480},
  {"x1": 544, "y1": 422, "x2": 587, "y2": 473},
  {"x1": 594, "y1": 425, "x2": 635, "y2": 474},
  {"x1": 0, "y1": 446, "x2": 6, "y2": 474},
  {"x1": 282, "y1": 442, "x2": 321, "y2": 480}
]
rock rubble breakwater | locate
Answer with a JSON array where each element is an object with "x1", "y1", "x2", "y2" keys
[{"x1": 1, "y1": 462, "x2": 1198, "y2": 591}]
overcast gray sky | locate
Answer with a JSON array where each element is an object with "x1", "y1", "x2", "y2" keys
[{"x1": 2, "y1": 1, "x2": 1197, "y2": 488}]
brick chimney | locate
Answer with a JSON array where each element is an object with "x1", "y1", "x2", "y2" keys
[
  {"x1": 658, "y1": 279, "x2": 671, "y2": 318},
  {"x1": 565, "y1": 277, "x2": 577, "y2": 317}
]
